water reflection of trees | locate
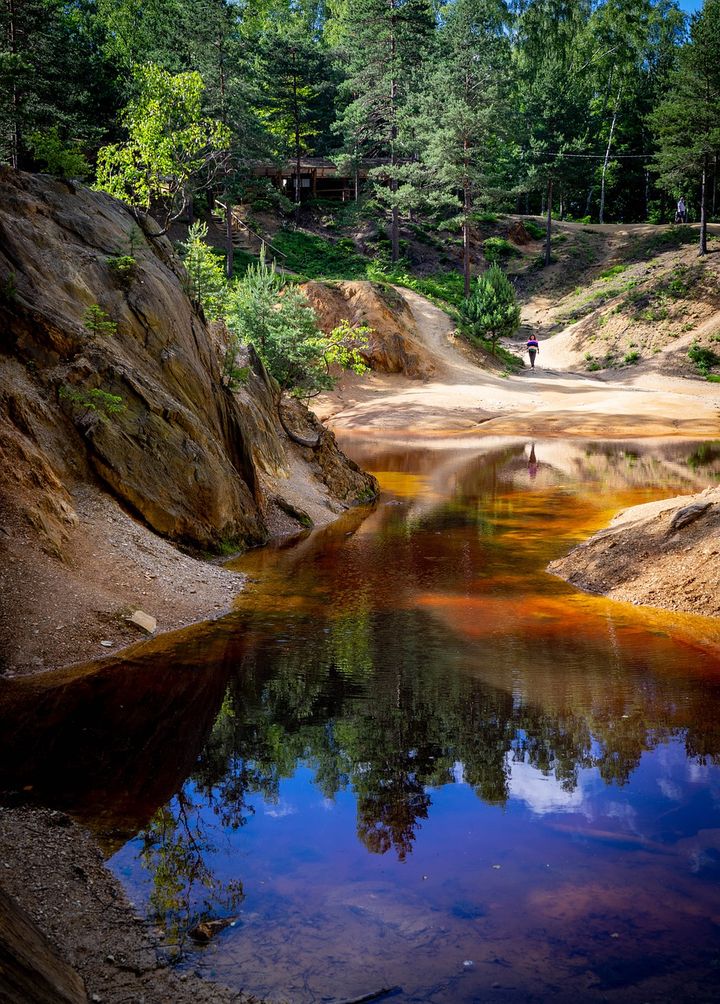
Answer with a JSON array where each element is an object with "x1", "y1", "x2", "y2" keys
[{"x1": 137, "y1": 606, "x2": 720, "y2": 947}]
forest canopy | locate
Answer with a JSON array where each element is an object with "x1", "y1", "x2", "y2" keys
[{"x1": 2, "y1": 0, "x2": 718, "y2": 246}]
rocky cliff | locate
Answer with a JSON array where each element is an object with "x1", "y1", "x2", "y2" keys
[
  {"x1": 301, "y1": 279, "x2": 436, "y2": 378},
  {"x1": 0, "y1": 169, "x2": 377, "y2": 673}
]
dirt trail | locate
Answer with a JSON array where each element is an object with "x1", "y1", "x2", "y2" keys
[{"x1": 317, "y1": 286, "x2": 720, "y2": 441}]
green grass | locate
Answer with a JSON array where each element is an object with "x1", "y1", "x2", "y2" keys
[
  {"x1": 484, "y1": 237, "x2": 522, "y2": 263},
  {"x1": 599, "y1": 264, "x2": 628, "y2": 280},
  {"x1": 271, "y1": 229, "x2": 369, "y2": 279}
]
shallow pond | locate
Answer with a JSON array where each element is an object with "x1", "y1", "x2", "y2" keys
[{"x1": 7, "y1": 437, "x2": 720, "y2": 1003}]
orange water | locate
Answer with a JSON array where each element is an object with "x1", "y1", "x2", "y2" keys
[{"x1": 3, "y1": 437, "x2": 720, "y2": 1003}]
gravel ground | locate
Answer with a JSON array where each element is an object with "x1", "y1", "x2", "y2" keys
[{"x1": 0, "y1": 806, "x2": 263, "y2": 1004}]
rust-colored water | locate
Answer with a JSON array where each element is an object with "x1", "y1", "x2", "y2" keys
[{"x1": 4, "y1": 438, "x2": 720, "y2": 1002}]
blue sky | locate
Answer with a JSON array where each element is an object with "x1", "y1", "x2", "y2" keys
[{"x1": 678, "y1": 0, "x2": 702, "y2": 11}]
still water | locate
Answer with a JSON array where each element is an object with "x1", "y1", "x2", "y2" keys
[{"x1": 7, "y1": 438, "x2": 720, "y2": 1002}]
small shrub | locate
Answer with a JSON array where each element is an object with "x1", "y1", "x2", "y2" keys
[
  {"x1": 59, "y1": 385, "x2": 125, "y2": 420},
  {"x1": 600, "y1": 264, "x2": 628, "y2": 281},
  {"x1": 483, "y1": 237, "x2": 521, "y2": 263},
  {"x1": 688, "y1": 342, "x2": 720, "y2": 377},
  {"x1": 523, "y1": 220, "x2": 545, "y2": 240},
  {"x1": 107, "y1": 254, "x2": 137, "y2": 288},
  {"x1": 460, "y1": 264, "x2": 520, "y2": 354},
  {"x1": 83, "y1": 305, "x2": 117, "y2": 337},
  {"x1": 623, "y1": 350, "x2": 641, "y2": 365},
  {"x1": 179, "y1": 222, "x2": 228, "y2": 321},
  {"x1": 473, "y1": 211, "x2": 499, "y2": 224}
]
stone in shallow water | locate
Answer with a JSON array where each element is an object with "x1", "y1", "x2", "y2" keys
[{"x1": 127, "y1": 611, "x2": 157, "y2": 634}]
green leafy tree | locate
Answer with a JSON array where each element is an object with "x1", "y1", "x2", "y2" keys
[
  {"x1": 179, "y1": 222, "x2": 229, "y2": 322},
  {"x1": 460, "y1": 263, "x2": 520, "y2": 354},
  {"x1": 650, "y1": 0, "x2": 720, "y2": 255},
  {"x1": 95, "y1": 64, "x2": 232, "y2": 231}
]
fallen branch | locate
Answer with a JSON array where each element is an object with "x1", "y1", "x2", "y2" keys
[{"x1": 329, "y1": 987, "x2": 402, "y2": 1004}]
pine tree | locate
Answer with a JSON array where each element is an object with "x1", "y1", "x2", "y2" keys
[
  {"x1": 330, "y1": 0, "x2": 434, "y2": 261},
  {"x1": 461, "y1": 263, "x2": 520, "y2": 354},
  {"x1": 651, "y1": 0, "x2": 720, "y2": 255},
  {"x1": 514, "y1": 0, "x2": 594, "y2": 263},
  {"x1": 418, "y1": 0, "x2": 512, "y2": 295},
  {"x1": 255, "y1": 12, "x2": 333, "y2": 223}
]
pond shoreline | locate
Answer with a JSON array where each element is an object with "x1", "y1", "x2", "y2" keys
[{"x1": 0, "y1": 805, "x2": 258, "y2": 1004}]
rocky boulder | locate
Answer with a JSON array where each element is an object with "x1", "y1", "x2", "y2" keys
[{"x1": 301, "y1": 279, "x2": 435, "y2": 379}]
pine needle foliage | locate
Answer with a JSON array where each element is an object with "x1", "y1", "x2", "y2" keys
[{"x1": 460, "y1": 264, "x2": 520, "y2": 354}]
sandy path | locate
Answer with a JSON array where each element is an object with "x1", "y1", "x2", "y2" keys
[{"x1": 317, "y1": 288, "x2": 720, "y2": 441}]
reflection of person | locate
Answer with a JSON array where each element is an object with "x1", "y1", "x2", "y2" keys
[
  {"x1": 676, "y1": 197, "x2": 687, "y2": 224},
  {"x1": 526, "y1": 335, "x2": 539, "y2": 369},
  {"x1": 528, "y1": 442, "x2": 538, "y2": 479}
]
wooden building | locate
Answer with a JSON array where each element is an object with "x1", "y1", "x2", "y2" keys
[{"x1": 253, "y1": 157, "x2": 360, "y2": 201}]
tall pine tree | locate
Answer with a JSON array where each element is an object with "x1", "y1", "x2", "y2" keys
[
  {"x1": 418, "y1": 0, "x2": 512, "y2": 295},
  {"x1": 651, "y1": 0, "x2": 720, "y2": 255},
  {"x1": 330, "y1": 0, "x2": 434, "y2": 261}
]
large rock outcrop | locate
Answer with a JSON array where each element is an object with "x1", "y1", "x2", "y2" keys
[
  {"x1": 301, "y1": 279, "x2": 436, "y2": 378},
  {"x1": 0, "y1": 169, "x2": 377, "y2": 673}
]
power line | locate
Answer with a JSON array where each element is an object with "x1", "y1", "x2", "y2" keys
[{"x1": 537, "y1": 152, "x2": 650, "y2": 159}]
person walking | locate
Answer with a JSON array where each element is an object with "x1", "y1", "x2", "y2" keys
[
  {"x1": 526, "y1": 335, "x2": 539, "y2": 369},
  {"x1": 676, "y1": 197, "x2": 687, "y2": 224}
]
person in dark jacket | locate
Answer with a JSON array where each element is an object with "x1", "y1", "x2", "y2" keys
[{"x1": 526, "y1": 335, "x2": 539, "y2": 369}]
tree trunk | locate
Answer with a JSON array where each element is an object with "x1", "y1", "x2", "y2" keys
[
  {"x1": 599, "y1": 88, "x2": 620, "y2": 225},
  {"x1": 8, "y1": 0, "x2": 19, "y2": 169},
  {"x1": 544, "y1": 178, "x2": 553, "y2": 267},
  {"x1": 354, "y1": 141, "x2": 359, "y2": 201},
  {"x1": 585, "y1": 185, "x2": 595, "y2": 218},
  {"x1": 700, "y1": 156, "x2": 708, "y2": 257},
  {"x1": 713, "y1": 152, "x2": 718, "y2": 219},
  {"x1": 463, "y1": 142, "x2": 471, "y2": 298},
  {"x1": 224, "y1": 199, "x2": 234, "y2": 280},
  {"x1": 292, "y1": 50, "x2": 302, "y2": 226}
]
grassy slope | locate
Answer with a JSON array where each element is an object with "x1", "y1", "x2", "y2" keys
[{"x1": 218, "y1": 199, "x2": 720, "y2": 383}]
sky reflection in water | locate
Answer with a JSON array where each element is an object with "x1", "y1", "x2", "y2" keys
[{"x1": 109, "y1": 439, "x2": 720, "y2": 1003}]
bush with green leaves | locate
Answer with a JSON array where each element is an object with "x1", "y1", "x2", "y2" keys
[
  {"x1": 83, "y1": 305, "x2": 117, "y2": 337},
  {"x1": 226, "y1": 255, "x2": 330, "y2": 396},
  {"x1": 688, "y1": 342, "x2": 720, "y2": 378},
  {"x1": 483, "y1": 237, "x2": 521, "y2": 264},
  {"x1": 180, "y1": 222, "x2": 229, "y2": 322},
  {"x1": 28, "y1": 127, "x2": 90, "y2": 179},
  {"x1": 107, "y1": 254, "x2": 137, "y2": 288},
  {"x1": 523, "y1": 220, "x2": 546, "y2": 240},
  {"x1": 59, "y1": 385, "x2": 125, "y2": 420},
  {"x1": 460, "y1": 265, "x2": 521, "y2": 354},
  {"x1": 226, "y1": 255, "x2": 368, "y2": 397}
]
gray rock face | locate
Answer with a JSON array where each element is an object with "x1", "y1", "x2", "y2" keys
[{"x1": 667, "y1": 502, "x2": 712, "y2": 535}]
